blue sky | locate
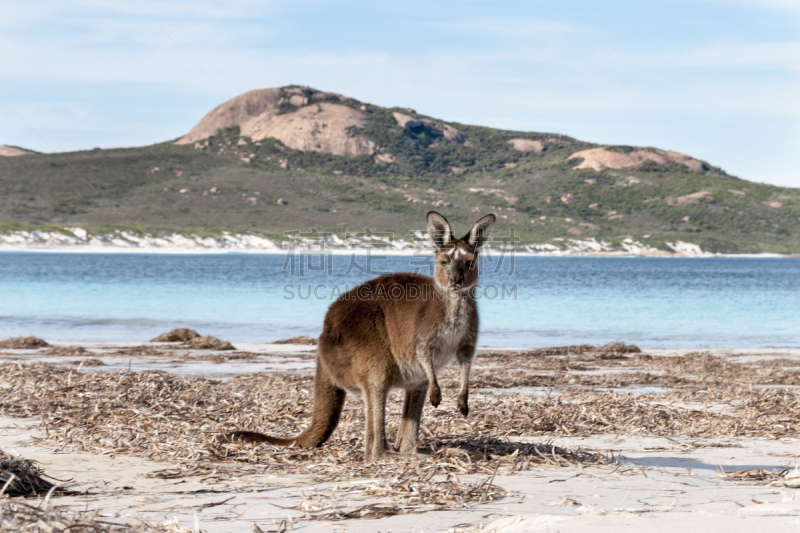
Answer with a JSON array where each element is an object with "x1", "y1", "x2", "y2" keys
[{"x1": 1, "y1": 0, "x2": 798, "y2": 186}]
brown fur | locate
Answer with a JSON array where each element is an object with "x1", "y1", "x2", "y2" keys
[{"x1": 216, "y1": 212, "x2": 496, "y2": 461}]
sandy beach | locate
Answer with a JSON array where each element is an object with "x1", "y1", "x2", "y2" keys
[{"x1": 2, "y1": 341, "x2": 800, "y2": 532}]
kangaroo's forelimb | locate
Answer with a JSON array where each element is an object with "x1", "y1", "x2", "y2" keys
[{"x1": 456, "y1": 344, "x2": 476, "y2": 417}]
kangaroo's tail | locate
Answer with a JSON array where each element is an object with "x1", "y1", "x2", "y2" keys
[{"x1": 215, "y1": 362, "x2": 345, "y2": 448}]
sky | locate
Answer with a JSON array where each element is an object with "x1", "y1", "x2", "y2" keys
[{"x1": 1, "y1": 0, "x2": 798, "y2": 187}]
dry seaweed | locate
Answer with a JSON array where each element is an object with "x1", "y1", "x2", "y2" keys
[
  {"x1": 67, "y1": 359, "x2": 105, "y2": 367},
  {"x1": 0, "y1": 337, "x2": 48, "y2": 350},
  {"x1": 150, "y1": 329, "x2": 200, "y2": 343},
  {"x1": 180, "y1": 336, "x2": 234, "y2": 351},
  {"x1": 0, "y1": 363, "x2": 606, "y2": 482},
  {"x1": 111, "y1": 345, "x2": 172, "y2": 357},
  {"x1": 292, "y1": 470, "x2": 506, "y2": 521},
  {"x1": 5, "y1": 347, "x2": 800, "y2": 523},
  {"x1": 188, "y1": 352, "x2": 259, "y2": 363},
  {"x1": 0, "y1": 449, "x2": 61, "y2": 497},
  {"x1": 718, "y1": 466, "x2": 800, "y2": 488},
  {"x1": 445, "y1": 367, "x2": 682, "y2": 390},
  {"x1": 0, "y1": 500, "x2": 191, "y2": 532},
  {"x1": 44, "y1": 346, "x2": 90, "y2": 357},
  {"x1": 462, "y1": 349, "x2": 800, "y2": 392},
  {"x1": 717, "y1": 467, "x2": 788, "y2": 482},
  {"x1": 271, "y1": 336, "x2": 318, "y2": 345},
  {"x1": 515, "y1": 342, "x2": 640, "y2": 357}
]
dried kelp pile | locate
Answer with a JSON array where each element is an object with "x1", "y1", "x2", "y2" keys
[
  {"x1": 0, "y1": 349, "x2": 798, "y2": 483},
  {"x1": 110, "y1": 345, "x2": 266, "y2": 364},
  {"x1": 44, "y1": 346, "x2": 91, "y2": 357},
  {"x1": 0, "y1": 500, "x2": 191, "y2": 533},
  {"x1": 292, "y1": 471, "x2": 505, "y2": 521},
  {"x1": 443, "y1": 349, "x2": 800, "y2": 391},
  {"x1": 521, "y1": 342, "x2": 640, "y2": 357},
  {"x1": 272, "y1": 336, "x2": 318, "y2": 345},
  {"x1": 456, "y1": 367, "x2": 678, "y2": 390},
  {"x1": 0, "y1": 449, "x2": 61, "y2": 497},
  {"x1": 0, "y1": 337, "x2": 49, "y2": 349},
  {"x1": 2, "y1": 347, "x2": 800, "y2": 524},
  {"x1": 718, "y1": 467, "x2": 800, "y2": 488},
  {"x1": 0, "y1": 363, "x2": 605, "y2": 481},
  {"x1": 0, "y1": 447, "x2": 175, "y2": 531}
]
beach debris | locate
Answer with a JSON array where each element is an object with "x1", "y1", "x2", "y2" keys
[
  {"x1": 182, "y1": 335, "x2": 235, "y2": 351},
  {"x1": 0, "y1": 500, "x2": 191, "y2": 532},
  {"x1": 0, "y1": 336, "x2": 48, "y2": 349},
  {"x1": 0, "y1": 448, "x2": 60, "y2": 496},
  {"x1": 149, "y1": 329, "x2": 233, "y2": 350},
  {"x1": 272, "y1": 336, "x2": 318, "y2": 345},
  {"x1": 522, "y1": 344, "x2": 596, "y2": 356},
  {"x1": 67, "y1": 358, "x2": 105, "y2": 366},
  {"x1": 45, "y1": 345, "x2": 89, "y2": 356},
  {"x1": 718, "y1": 466, "x2": 800, "y2": 488},
  {"x1": 113, "y1": 345, "x2": 171, "y2": 357},
  {"x1": 521, "y1": 342, "x2": 640, "y2": 357},
  {"x1": 775, "y1": 468, "x2": 800, "y2": 488},
  {"x1": 150, "y1": 328, "x2": 200, "y2": 342},
  {"x1": 0, "y1": 364, "x2": 604, "y2": 476},
  {"x1": 291, "y1": 472, "x2": 506, "y2": 521},
  {"x1": 595, "y1": 341, "x2": 641, "y2": 354},
  {"x1": 341, "y1": 472, "x2": 506, "y2": 508},
  {"x1": 2, "y1": 346, "x2": 800, "y2": 522}
]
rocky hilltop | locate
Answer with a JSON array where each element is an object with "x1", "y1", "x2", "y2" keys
[
  {"x1": 176, "y1": 87, "x2": 375, "y2": 157},
  {"x1": 0, "y1": 145, "x2": 36, "y2": 157},
  {"x1": 176, "y1": 86, "x2": 708, "y2": 176}
]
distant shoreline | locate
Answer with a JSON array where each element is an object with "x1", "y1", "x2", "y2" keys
[
  {"x1": 2, "y1": 227, "x2": 797, "y2": 257},
  {"x1": 0, "y1": 244, "x2": 794, "y2": 258}
]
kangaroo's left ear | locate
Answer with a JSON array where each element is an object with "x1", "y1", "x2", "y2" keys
[
  {"x1": 427, "y1": 211, "x2": 454, "y2": 250},
  {"x1": 465, "y1": 213, "x2": 496, "y2": 249}
]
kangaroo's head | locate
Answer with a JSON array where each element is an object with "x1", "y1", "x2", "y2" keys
[{"x1": 427, "y1": 211, "x2": 496, "y2": 293}]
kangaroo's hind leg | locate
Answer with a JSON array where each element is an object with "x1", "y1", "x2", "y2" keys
[
  {"x1": 363, "y1": 384, "x2": 389, "y2": 461},
  {"x1": 396, "y1": 384, "x2": 427, "y2": 454},
  {"x1": 416, "y1": 345, "x2": 442, "y2": 407}
]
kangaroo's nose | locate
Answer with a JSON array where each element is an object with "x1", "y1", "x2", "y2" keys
[{"x1": 455, "y1": 275, "x2": 464, "y2": 285}]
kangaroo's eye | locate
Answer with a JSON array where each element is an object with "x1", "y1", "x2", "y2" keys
[
  {"x1": 439, "y1": 261, "x2": 447, "y2": 266},
  {"x1": 466, "y1": 260, "x2": 475, "y2": 269}
]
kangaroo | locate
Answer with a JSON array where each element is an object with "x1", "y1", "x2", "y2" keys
[{"x1": 217, "y1": 211, "x2": 496, "y2": 461}]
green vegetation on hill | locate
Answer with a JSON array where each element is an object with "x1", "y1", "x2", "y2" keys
[{"x1": 1, "y1": 87, "x2": 799, "y2": 253}]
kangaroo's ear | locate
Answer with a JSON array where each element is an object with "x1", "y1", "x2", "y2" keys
[
  {"x1": 427, "y1": 211, "x2": 453, "y2": 249},
  {"x1": 465, "y1": 213, "x2": 496, "y2": 249}
]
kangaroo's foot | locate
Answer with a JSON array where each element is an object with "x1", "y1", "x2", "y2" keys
[
  {"x1": 366, "y1": 446, "x2": 390, "y2": 462},
  {"x1": 457, "y1": 391, "x2": 469, "y2": 417},
  {"x1": 429, "y1": 383, "x2": 442, "y2": 407}
]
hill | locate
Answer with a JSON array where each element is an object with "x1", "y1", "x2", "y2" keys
[{"x1": 1, "y1": 85, "x2": 798, "y2": 254}]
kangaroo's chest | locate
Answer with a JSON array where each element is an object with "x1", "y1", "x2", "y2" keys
[{"x1": 429, "y1": 299, "x2": 472, "y2": 368}]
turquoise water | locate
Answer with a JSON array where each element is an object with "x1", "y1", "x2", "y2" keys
[{"x1": 0, "y1": 252, "x2": 798, "y2": 347}]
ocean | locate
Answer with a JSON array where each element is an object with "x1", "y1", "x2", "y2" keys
[{"x1": 0, "y1": 252, "x2": 798, "y2": 348}]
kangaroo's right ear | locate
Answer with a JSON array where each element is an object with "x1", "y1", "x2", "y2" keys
[{"x1": 427, "y1": 211, "x2": 453, "y2": 249}]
